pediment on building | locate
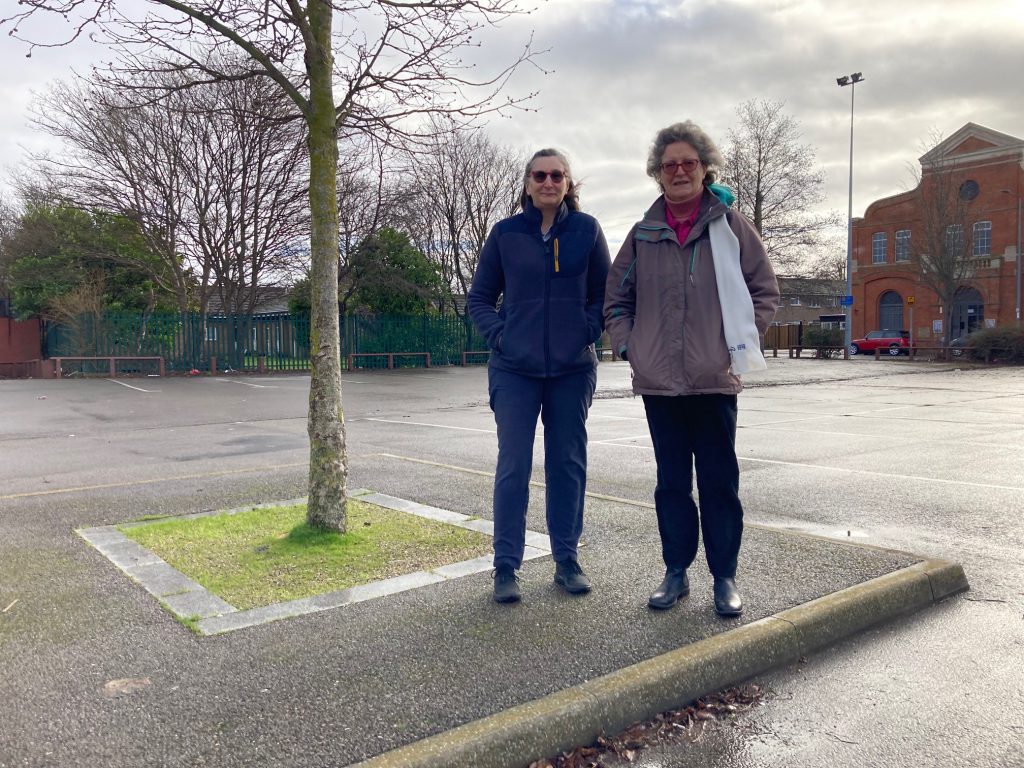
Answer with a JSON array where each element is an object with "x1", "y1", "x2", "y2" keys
[{"x1": 919, "y1": 123, "x2": 1024, "y2": 169}]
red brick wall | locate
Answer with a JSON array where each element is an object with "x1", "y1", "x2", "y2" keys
[{"x1": 0, "y1": 317, "x2": 42, "y2": 363}]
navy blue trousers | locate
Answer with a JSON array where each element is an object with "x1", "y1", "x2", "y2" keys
[
  {"x1": 488, "y1": 366, "x2": 597, "y2": 569},
  {"x1": 641, "y1": 394, "x2": 743, "y2": 578}
]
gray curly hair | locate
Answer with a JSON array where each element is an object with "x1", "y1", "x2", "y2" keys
[{"x1": 646, "y1": 121, "x2": 724, "y2": 186}]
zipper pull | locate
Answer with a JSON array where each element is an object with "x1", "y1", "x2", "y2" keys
[{"x1": 554, "y1": 237, "x2": 560, "y2": 273}]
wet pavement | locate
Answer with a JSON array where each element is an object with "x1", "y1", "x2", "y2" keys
[{"x1": 1, "y1": 356, "x2": 1019, "y2": 767}]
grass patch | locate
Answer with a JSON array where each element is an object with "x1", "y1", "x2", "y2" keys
[{"x1": 119, "y1": 500, "x2": 491, "y2": 610}]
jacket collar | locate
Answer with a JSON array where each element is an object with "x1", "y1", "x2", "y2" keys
[
  {"x1": 636, "y1": 187, "x2": 729, "y2": 243},
  {"x1": 523, "y1": 197, "x2": 570, "y2": 230}
]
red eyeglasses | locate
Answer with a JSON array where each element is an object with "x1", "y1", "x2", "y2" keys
[
  {"x1": 660, "y1": 159, "x2": 701, "y2": 175},
  {"x1": 530, "y1": 170, "x2": 566, "y2": 183}
]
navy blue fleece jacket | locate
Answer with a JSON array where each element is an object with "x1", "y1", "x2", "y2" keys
[{"x1": 468, "y1": 200, "x2": 610, "y2": 378}]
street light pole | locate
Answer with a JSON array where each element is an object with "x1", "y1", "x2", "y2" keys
[{"x1": 837, "y1": 72, "x2": 864, "y2": 353}]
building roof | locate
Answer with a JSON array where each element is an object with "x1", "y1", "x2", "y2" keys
[
  {"x1": 775, "y1": 276, "x2": 843, "y2": 296},
  {"x1": 207, "y1": 286, "x2": 292, "y2": 316},
  {"x1": 919, "y1": 123, "x2": 1024, "y2": 170}
]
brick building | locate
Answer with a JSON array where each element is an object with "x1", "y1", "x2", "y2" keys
[
  {"x1": 773, "y1": 276, "x2": 844, "y2": 325},
  {"x1": 851, "y1": 123, "x2": 1023, "y2": 343}
]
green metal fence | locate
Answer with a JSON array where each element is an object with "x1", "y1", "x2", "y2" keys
[{"x1": 43, "y1": 311, "x2": 489, "y2": 373}]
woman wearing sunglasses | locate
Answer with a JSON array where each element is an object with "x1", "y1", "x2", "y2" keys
[
  {"x1": 468, "y1": 148, "x2": 611, "y2": 603},
  {"x1": 604, "y1": 122, "x2": 779, "y2": 617}
]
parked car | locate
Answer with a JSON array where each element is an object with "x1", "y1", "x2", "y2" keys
[{"x1": 849, "y1": 330, "x2": 911, "y2": 356}]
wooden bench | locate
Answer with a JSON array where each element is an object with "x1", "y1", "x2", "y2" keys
[
  {"x1": 347, "y1": 352, "x2": 431, "y2": 370},
  {"x1": 50, "y1": 356, "x2": 165, "y2": 378},
  {"x1": 461, "y1": 350, "x2": 490, "y2": 365}
]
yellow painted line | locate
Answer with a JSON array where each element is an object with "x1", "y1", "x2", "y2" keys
[{"x1": 0, "y1": 463, "x2": 307, "y2": 500}]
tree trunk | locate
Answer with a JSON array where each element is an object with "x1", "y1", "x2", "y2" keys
[{"x1": 304, "y1": 0, "x2": 347, "y2": 532}]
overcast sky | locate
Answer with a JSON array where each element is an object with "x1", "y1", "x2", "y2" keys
[{"x1": 2, "y1": 0, "x2": 1022, "y2": 254}]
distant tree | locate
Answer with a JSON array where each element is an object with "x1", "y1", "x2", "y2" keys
[
  {"x1": 335, "y1": 144, "x2": 408, "y2": 308},
  {"x1": 345, "y1": 228, "x2": 444, "y2": 315},
  {"x1": 806, "y1": 233, "x2": 847, "y2": 282},
  {"x1": 3, "y1": 0, "x2": 539, "y2": 533},
  {"x1": 0, "y1": 197, "x2": 18, "y2": 304},
  {"x1": 287, "y1": 278, "x2": 312, "y2": 316},
  {"x1": 721, "y1": 100, "x2": 842, "y2": 274},
  {"x1": 1, "y1": 202, "x2": 170, "y2": 320},
  {"x1": 405, "y1": 119, "x2": 521, "y2": 323},
  {"x1": 907, "y1": 136, "x2": 982, "y2": 345},
  {"x1": 30, "y1": 65, "x2": 309, "y2": 321}
]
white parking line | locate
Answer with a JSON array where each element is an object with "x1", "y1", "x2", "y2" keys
[
  {"x1": 364, "y1": 418, "x2": 494, "y2": 434},
  {"x1": 591, "y1": 434, "x2": 653, "y2": 445},
  {"x1": 213, "y1": 378, "x2": 276, "y2": 388},
  {"x1": 106, "y1": 379, "x2": 157, "y2": 392}
]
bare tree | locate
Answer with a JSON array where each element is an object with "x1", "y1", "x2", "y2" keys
[
  {"x1": 187, "y1": 73, "x2": 310, "y2": 319},
  {"x1": 908, "y1": 137, "x2": 981, "y2": 345},
  {"x1": 406, "y1": 118, "x2": 520, "y2": 330},
  {"x1": 335, "y1": 142, "x2": 407, "y2": 312},
  {"x1": 721, "y1": 100, "x2": 842, "y2": 274},
  {"x1": 4, "y1": 0, "x2": 538, "y2": 531},
  {"x1": 806, "y1": 232, "x2": 847, "y2": 282},
  {"x1": 30, "y1": 79, "x2": 197, "y2": 317},
  {"x1": 29, "y1": 68, "x2": 309, "y2": 370}
]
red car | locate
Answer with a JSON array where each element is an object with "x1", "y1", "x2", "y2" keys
[{"x1": 849, "y1": 330, "x2": 911, "y2": 356}]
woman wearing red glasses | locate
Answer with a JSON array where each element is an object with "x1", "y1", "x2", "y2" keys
[
  {"x1": 604, "y1": 122, "x2": 779, "y2": 617},
  {"x1": 468, "y1": 148, "x2": 611, "y2": 604}
]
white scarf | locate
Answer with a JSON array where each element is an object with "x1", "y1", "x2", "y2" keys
[{"x1": 709, "y1": 216, "x2": 767, "y2": 375}]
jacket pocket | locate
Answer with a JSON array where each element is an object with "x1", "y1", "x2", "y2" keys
[
  {"x1": 498, "y1": 300, "x2": 544, "y2": 371},
  {"x1": 547, "y1": 299, "x2": 592, "y2": 370},
  {"x1": 626, "y1": 320, "x2": 672, "y2": 392}
]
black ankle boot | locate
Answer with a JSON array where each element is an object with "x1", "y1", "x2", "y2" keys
[
  {"x1": 648, "y1": 568, "x2": 689, "y2": 610},
  {"x1": 713, "y1": 577, "x2": 742, "y2": 616}
]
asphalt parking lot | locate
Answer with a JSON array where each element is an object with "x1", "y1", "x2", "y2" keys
[{"x1": 1, "y1": 355, "x2": 1021, "y2": 767}]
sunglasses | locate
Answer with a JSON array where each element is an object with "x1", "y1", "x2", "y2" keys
[{"x1": 530, "y1": 170, "x2": 566, "y2": 183}]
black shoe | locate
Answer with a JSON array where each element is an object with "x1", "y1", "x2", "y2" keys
[
  {"x1": 648, "y1": 568, "x2": 689, "y2": 610},
  {"x1": 554, "y1": 558, "x2": 592, "y2": 595},
  {"x1": 713, "y1": 577, "x2": 743, "y2": 616},
  {"x1": 493, "y1": 566, "x2": 521, "y2": 603}
]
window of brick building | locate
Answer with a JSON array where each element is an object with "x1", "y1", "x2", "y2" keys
[
  {"x1": 872, "y1": 232, "x2": 887, "y2": 264},
  {"x1": 973, "y1": 221, "x2": 991, "y2": 256},
  {"x1": 895, "y1": 229, "x2": 911, "y2": 262}
]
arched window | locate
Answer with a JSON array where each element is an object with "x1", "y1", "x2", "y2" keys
[{"x1": 879, "y1": 291, "x2": 904, "y2": 331}]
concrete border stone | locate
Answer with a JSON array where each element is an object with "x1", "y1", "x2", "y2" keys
[{"x1": 347, "y1": 557, "x2": 968, "y2": 768}]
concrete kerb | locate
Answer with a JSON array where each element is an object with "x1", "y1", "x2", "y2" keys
[{"x1": 347, "y1": 558, "x2": 968, "y2": 768}]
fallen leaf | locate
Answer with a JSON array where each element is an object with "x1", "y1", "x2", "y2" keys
[{"x1": 103, "y1": 677, "x2": 152, "y2": 697}]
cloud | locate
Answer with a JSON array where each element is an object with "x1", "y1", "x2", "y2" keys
[
  {"x1": 475, "y1": 0, "x2": 1024, "y2": 252},
  {"x1": 2, "y1": 0, "x2": 1022, "y2": 256}
]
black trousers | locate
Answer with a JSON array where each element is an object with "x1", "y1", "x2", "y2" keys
[{"x1": 641, "y1": 393, "x2": 743, "y2": 578}]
